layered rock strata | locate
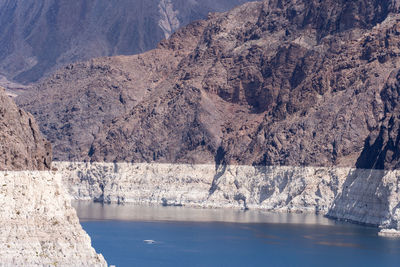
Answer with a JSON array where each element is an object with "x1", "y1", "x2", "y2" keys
[{"x1": 56, "y1": 161, "x2": 400, "y2": 234}]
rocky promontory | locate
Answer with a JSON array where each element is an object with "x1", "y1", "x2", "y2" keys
[{"x1": 0, "y1": 171, "x2": 106, "y2": 266}]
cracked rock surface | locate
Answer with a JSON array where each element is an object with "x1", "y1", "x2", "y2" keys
[{"x1": 57, "y1": 161, "x2": 400, "y2": 232}]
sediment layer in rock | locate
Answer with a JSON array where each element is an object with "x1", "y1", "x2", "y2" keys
[
  {"x1": 55, "y1": 161, "x2": 400, "y2": 231},
  {"x1": 0, "y1": 170, "x2": 106, "y2": 266}
]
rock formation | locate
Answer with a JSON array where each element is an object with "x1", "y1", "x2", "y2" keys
[
  {"x1": 0, "y1": 0, "x2": 252, "y2": 85},
  {"x1": 0, "y1": 88, "x2": 106, "y2": 265},
  {"x1": 17, "y1": 20, "x2": 207, "y2": 161},
  {"x1": 15, "y1": 0, "x2": 400, "y2": 234}
]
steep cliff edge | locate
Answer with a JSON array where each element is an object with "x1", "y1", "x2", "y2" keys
[{"x1": 0, "y1": 88, "x2": 106, "y2": 265}]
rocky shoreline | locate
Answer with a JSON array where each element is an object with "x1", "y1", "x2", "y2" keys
[{"x1": 56, "y1": 161, "x2": 400, "y2": 235}]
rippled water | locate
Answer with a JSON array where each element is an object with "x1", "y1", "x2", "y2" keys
[{"x1": 74, "y1": 202, "x2": 400, "y2": 267}]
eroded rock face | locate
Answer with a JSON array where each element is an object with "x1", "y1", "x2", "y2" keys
[
  {"x1": 0, "y1": 87, "x2": 51, "y2": 171},
  {"x1": 0, "y1": 0, "x2": 252, "y2": 84},
  {"x1": 54, "y1": 162, "x2": 349, "y2": 212},
  {"x1": 17, "y1": 21, "x2": 208, "y2": 162},
  {"x1": 0, "y1": 171, "x2": 106, "y2": 266}
]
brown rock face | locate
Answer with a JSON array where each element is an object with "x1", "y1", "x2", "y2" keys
[
  {"x1": 17, "y1": 0, "x2": 400, "y2": 169},
  {"x1": 0, "y1": 87, "x2": 51, "y2": 170},
  {"x1": 17, "y1": 20, "x2": 207, "y2": 162}
]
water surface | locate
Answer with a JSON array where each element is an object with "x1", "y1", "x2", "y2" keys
[{"x1": 74, "y1": 202, "x2": 400, "y2": 267}]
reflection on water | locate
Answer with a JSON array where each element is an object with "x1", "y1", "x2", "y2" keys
[
  {"x1": 316, "y1": 241, "x2": 362, "y2": 248},
  {"x1": 73, "y1": 201, "x2": 335, "y2": 225}
]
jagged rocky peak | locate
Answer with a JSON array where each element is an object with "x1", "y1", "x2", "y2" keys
[
  {"x1": 17, "y1": 0, "x2": 400, "y2": 170},
  {"x1": 0, "y1": 86, "x2": 51, "y2": 171}
]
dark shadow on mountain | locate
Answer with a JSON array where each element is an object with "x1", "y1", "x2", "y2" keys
[{"x1": 355, "y1": 128, "x2": 386, "y2": 170}]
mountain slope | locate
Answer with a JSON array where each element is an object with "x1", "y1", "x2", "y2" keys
[
  {"x1": 0, "y1": 0, "x2": 252, "y2": 85},
  {"x1": 17, "y1": 20, "x2": 207, "y2": 161},
  {"x1": 18, "y1": 0, "x2": 400, "y2": 171}
]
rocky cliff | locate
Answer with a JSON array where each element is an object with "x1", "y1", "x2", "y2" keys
[
  {"x1": 0, "y1": 87, "x2": 106, "y2": 265},
  {"x1": 0, "y1": 0, "x2": 251, "y2": 85}
]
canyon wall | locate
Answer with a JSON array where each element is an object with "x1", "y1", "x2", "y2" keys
[
  {"x1": 17, "y1": 0, "x2": 400, "y2": 170},
  {"x1": 56, "y1": 162, "x2": 400, "y2": 233},
  {"x1": 0, "y1": 86, "x2": 51, "y2": 171}
]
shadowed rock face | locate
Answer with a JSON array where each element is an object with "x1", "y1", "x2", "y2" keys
[
  {"x1": 0, "y1": 87, "x2": 51, "y2": 171},
  {"x1": 17, "y1": 0, "x2": 400, "y2": 170},
  {"x1": 0, "y1": 0, "x2": 252, "y2": 84}
]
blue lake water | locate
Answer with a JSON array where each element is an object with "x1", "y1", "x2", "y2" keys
[{"x1": 74, "y1": 202, "x2": 400, "y2": 267}]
